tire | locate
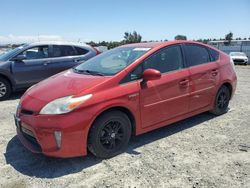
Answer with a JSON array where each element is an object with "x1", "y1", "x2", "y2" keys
[
  {"x1": 0, "y1": 77, "x2": 11, "y2": 101},
  {"x1": 210, "y1": 85, "x2": 230, "y2": 115},
  {"x1": 88, "y1": 110, "x2": 132, "y2": 159}
]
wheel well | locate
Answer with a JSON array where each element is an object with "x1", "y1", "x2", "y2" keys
[
  {"x1": 93, "y1": 107, "x2": 136, "y2": 136},
  {"x1": 0, "y1": 74, "x2": 12, "y2": 86},
  {"x1": 222, "y1": 82, "x2": 232, "y2": 99}
]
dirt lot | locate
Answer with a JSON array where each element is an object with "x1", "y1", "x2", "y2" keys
[{"x1": 0, "y1": 66, "x2": 249, "y2": 188}]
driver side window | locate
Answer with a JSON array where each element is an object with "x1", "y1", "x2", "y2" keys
[
  {"x1": 144, "y1": 45, "x2": 183, "y2": 73},
  {"x1": 121, "y1": 45, "x2": 184, "y2": 84},
  {"x1": 121, "y1": 64, "x2": 143, "y2": 83},
  {"x1": 19, "y1": 46, "x2": 49, "y2": 60}
]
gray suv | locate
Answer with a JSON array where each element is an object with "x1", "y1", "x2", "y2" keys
[{"x1": 0, "y1": 41, "x2": 99, "y2": 100}]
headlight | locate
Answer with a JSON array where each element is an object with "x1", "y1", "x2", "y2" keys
[{"x1": 40, "y1": 94, "x2": 93, "y2": 115}]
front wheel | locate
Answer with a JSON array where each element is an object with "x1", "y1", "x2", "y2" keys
[
  {"x1": 0, "y1": 78, "x2": 11, "y2": 101},
  {"x1": 88, "y1": 110, "x2": 132, "y2": 159},
  {"x1": 210, "y1": 85, "x2": 230, "y2": 115}
]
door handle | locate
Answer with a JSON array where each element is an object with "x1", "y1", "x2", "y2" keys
[
  {"x1": 43, "y1": 61, "x2": 51, "y2": 66},
  {"x1": 211, "y1": 69, "x2": 218, "y2": 76},
  {"x1": 74, "y1": 59, "x2": 81, "y2": 63},
  {"x1": 179, "y1": 79, "x2": 189, "y2": 87}
]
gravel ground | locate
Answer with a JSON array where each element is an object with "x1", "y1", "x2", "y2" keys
[{"x1": 0, "y1": 66, "x2": 249, "y2": 188}]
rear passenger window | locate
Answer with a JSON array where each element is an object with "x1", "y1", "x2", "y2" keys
[
  {"x1": 74, "y1": 47, "x2": 89, "y2": 55},
  {"x1": 185, "y1": 44, "x2": 210, "y2": 67},
  {"x1": 143, "y1": 45, "x2": 183, "y2": 73},
  {"x1": 207, "y1": 48, "x2": 219, "y2": 61},
  {"x1": 52, "y1": 45, "x2": 77, "y2": 57}
]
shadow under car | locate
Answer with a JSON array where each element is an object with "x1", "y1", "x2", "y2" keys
[{"x1": 4, "y1": 112, "x2": 216, "y2": 178}]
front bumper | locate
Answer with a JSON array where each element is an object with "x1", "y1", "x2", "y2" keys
[
  {"x1": 15, "y1": 109, "x2": 93, "y2": 158},
  {"x1": 232, "y1": 58, "x2": 248, "y2": 64}
]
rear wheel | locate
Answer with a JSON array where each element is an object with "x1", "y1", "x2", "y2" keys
[
  {"x1": 88, "y1": 110, "x2": 131, "y2": 158},
  {"x1": 210, "y1": 85, "x2": 230, "y2": 115},
  {"x1": 0, "y1": 78, "x2": 11, "y2": 101}
]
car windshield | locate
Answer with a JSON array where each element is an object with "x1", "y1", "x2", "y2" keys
[
  {"x1": 74, "y1": 47, "x2": 151, "y2": 76},
  {"x1": 230, "y1": 52, "x2": 246, "y2": 57},
  {"x1": 0, "y1": 44, "x2": 28, "y2": 61}
]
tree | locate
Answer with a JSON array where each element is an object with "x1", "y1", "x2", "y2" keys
[
  {"x1": 174, "y1": 35, "x2": 187, "y2": 40},
  {"x1": 87, "y1": 41, "x2": 96, "y2": 46},
  {"x1": 123, "y1": 31, "x2": 142, "y2": 44},
  {"x1": 224, "y1": 32, "x2": 233, "y2": 45},
  {"x1": 99, "y1": 41, "x2": 108, "y2": 46}
]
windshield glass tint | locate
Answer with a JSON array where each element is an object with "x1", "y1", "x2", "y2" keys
[
  {"x1": 0, "y1": 44, "x2": 28, "y2": 61},
  {"x1": 74, "y1": 47, "x2": 151, "y2": 75}
]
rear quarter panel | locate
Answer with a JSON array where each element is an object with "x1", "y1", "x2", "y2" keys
[{"x1": 217, "y1": 52, "x2": 237, "y2": 97}]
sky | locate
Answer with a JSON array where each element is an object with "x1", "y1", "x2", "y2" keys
[{"x1": 0, "y1": 0, "x2": 250, "y2": 44}]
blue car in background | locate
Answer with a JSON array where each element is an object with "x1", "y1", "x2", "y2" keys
[{"x1": 0, "y1": 41, "x2": 99, "y2": 100}]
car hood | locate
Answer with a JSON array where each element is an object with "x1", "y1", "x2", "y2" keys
[
  {"x1": 231, "y1": 56, "x2": 247, "y2": 59},
  {"x1": 23, "y1": 69, "x2": 111, "y2": 103}
]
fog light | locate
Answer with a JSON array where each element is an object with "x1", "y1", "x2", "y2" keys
[{"x1": 54, "y1": 131, "x2": 62, "y2": 149}]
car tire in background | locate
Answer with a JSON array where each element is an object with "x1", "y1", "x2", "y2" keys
[
  {"x1": 0, "y1": 77, "x2": 11, "y2": 101},
  {"x1": 210, "y1": 85, "x2": 230, "y2": 115},
  {"x1": 88, "y1": 110, "x2": 132, "y2": 159}
]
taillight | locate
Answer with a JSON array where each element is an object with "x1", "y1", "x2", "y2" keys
[{"x1": 92, "y1": 47, "x2": 101, "y2": 55}]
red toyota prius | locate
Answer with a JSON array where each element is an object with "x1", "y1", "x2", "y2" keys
[{"x1": 15, "y1": 41, "x2": 237, "y2": 158}]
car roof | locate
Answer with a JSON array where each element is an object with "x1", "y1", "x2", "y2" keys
[
  {"x1": 120, "y1": 40, "x2": 211, "y2": 49},
  {"x1": 230, "y1": 52, "x2": 246, "y2": 54},
  {"x1": 120, "y1": 42, "x2": 164, "y2": 48},
  {"x1": 27, "y1": 41, "x2": 90, "y2": 47}
]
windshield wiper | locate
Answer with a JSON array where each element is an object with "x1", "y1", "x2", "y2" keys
[
  {"x1": 73, "y1": 68, "x2": 105, "y2": 76},
  {"x1": 84, "y1": 70, "x2": 105, "y2": 76}
]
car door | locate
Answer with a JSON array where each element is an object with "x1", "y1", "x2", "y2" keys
[
  {"x1": 46, "y1": 45, "x2": 82, "y2": 75},
  {"x1": 139, "y1": 45, "x2": 190, "y2": 128},
  {"x1": 11, "y1": 45, "x2": 52, "y2": 86},
  {"x1": 183, "y1": 44, "x2": 220, "y2": 112}
]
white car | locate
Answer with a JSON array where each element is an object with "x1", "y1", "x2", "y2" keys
[{"x1": 229, "y1": 52, "x2": 248, "y2": 65}]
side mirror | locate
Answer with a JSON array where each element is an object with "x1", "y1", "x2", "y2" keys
[
  {"x1": 11, "y1": 54, "x2": 26, "y2": 61},
  {"x1": 142, "y1": 68, "x2": 161, "y2": 82}
]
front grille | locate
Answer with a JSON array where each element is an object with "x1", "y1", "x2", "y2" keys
[
  {"x1": 21, "y1": 127, "x2": 41, "y2": 151},
  {"x1": 21, "y1": 109, "x2": 34, "y2": 115},
  {"x1": 233, "y1": 59, "x2": 245, "y2": 63}
]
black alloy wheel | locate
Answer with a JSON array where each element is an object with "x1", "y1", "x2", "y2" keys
[
  {"x1": 210, "y1": 85, "x2": 230, "y2": 115},
  {"x1": 100, "y1": 120, "x2": 125, "y2": 150},
  {"x1": 88, "y1": 110, "x2": 131, "y2": 158}
]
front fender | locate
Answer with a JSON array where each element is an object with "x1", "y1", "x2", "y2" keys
[{"x1": 0, "y1": 69, "x2": 16, "y2": 90}]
